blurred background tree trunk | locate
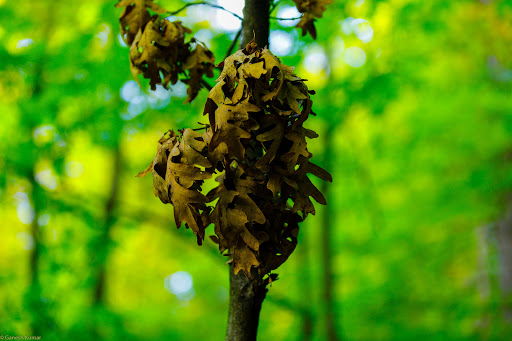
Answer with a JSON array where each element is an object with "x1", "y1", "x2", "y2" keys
[
  {"x1": 93, "y1": 138, "x2": 122, "y2": 306},
  {"x1": 25, "y1": 9, "x2": 55, "y2": 334},
  {"x1": 498, "y1": 201, "x2": 512, "y2": 321},
  {"x1": 297, "y1": 239, "x2": 314, "y2": 341},
  {"x1": 321, "y1": 125, "x2": 340, "y2": 341}
]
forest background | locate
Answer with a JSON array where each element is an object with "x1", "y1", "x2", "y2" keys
[{"x1": 1, "y1": 0, "x2": 512, "y2": 340}]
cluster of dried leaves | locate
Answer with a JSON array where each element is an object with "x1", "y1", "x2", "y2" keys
[
  {"x1": 116, "y1": 0, "x2": 215, "y2": 102},
  {"x1": 139, "y1": 41, "x2": 331, "y2": 278},
  {"x1": 293, "y1": 0, "x2": 333, "y2": 39}
]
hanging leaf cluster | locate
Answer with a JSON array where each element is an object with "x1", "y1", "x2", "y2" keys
[
  {"x1": 116, "y1": 0, "x2": 215, "y2": 102},
  {"x1": 138, "y1": 42, "x2": 332, "y2": 278},
  {"x1": 293, "y1": 0, "x2": 333, "y2": 39}
]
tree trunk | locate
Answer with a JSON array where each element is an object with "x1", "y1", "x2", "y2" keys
[
  {"x1": 226, "y1": 265, "x2": 268, "y2": 341},
  {"x1": 26, "y1": 22, "x2": 52, "y2": 336},
  {"x1": 498, "y1": 202, "x2": 512, "y2": 321},
  {"x1": 241, "y1": 0, "x2": 270, "y2": 48},
  {"x1": 225, "y1": 1, "x2": 271, "y2": 340},
  {"x1": 297, "y1": 241, "x2": 314, "y2": 341},
  {"x1": 93, "y1": 140, "x2": 122, "y2": 305},
  {"x1": 28, "y1": 168, "x2": 44, "y2": 336}
]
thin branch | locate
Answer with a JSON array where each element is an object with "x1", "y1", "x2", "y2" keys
[
  {"x1": 181, "y1": 125, "x2": 210, "y2": 132},
  {"x1": 269, "y1": 0, "x2": 281, "y2": 15},
  {"x1": 269, "y1": 16, "x2": 302, "y2": 21},
  {"x1": 200, "y1": 79, "x2": 213, "y2": 91},
  {"x1": 165, "y1": 1, "x2": 242, "y2": 21},
  {"x1": 225, "y1": 29, "x2": 242, "y2": 60}
]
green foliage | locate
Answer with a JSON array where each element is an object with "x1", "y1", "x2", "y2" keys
[{"x1": 1, "y1": 0, "x2": 511, "y2": 340}]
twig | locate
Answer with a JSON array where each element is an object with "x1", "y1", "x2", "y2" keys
[
  {"x1": 200, "y1": 79, "x2": 213, "y2": 91},
  {"x1": 165, "y1": 1, "x2": 242, "y2": 21},
  {"x1": 269, "y1": 0, "x2": 281, "y2": 14},
  {"x1": 191, "y1": 124, "x2": 210, "y2": 131},
  {"x1": 269, "y1": 16, "x2": 303, "y2": 21},
  {"x1": 225, "y1": 29, "x2": 242, "y2": 60}
]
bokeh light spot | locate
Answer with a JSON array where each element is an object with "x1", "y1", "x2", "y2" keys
[
  {"x1": 213, "y1": 0, "x2": 242, "y2": 32},
  {"x1": 276, "y1": 6, "x2": 301, "y2": 27},
  {"x1": 16, "y1": 38, "x2": 33, "y2": 49},
  {"x1": 17, "y1": 232, "x2": 34, "y2": 250},
  {"x1": 351, "y1": 19, "x2": 373, "y2": 43},
  {"x1": 126, "y1": 95, "x2": 149, "y2": 119},
  {"x1": 65, "y1": 161, "x2": 84, "y2": 178},
  {"x1": 165, "y1": 271, "x2": 194, "y2": 300},
  {"x1": 95, "y1": 24, "x2": 111, "y2": 47},
  {"x1": 169, "y1": 82, "x2": 187, "y2": 98},
  {"x1": 194, "y1": 29, "x2": 214, "y2": 46},
  {"x1": 120, "y1": 81, "x2": 141, "y2": 102},
  {"x1": 14, "y1": 192, "x2": 35, "y2": 225},
  {"x1": 303, "y1": 47, "x2": 329, "y2": 74},
  {"x1": 33, "y1": 125, "x2": 55, "y2": 145},
  {"x1": 148, "y1": 84, "x2": 171, "y2": 109},
  {"x1": 345, "y1": 46, "x2": 366, "y2": 68},
  {"x1": 35, "y1": 169, "x2": 58, "y2": 190},
  {"x1": 38, "y1": 213, "x2": 50, "y2": 226},
  {"x1": 269, "y1": 30, "x2": 293, "y2": 56},
  {"x1": 117, "y1": 33, "x2": 128, "y2": 47}
]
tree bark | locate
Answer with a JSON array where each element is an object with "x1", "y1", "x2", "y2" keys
[
  {"x1": 241, "y1": 0, "x2": 270, "y2": 48},
  {"x1": 225, "y1": 1, "x2": 271, "y2": 340},
  {"x1": 226, "y1": 265, "x2": 268, "y2": 341}
]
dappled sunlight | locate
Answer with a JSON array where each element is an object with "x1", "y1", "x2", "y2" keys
[
  {"x1": 65, "y1": 161, "x2": 84, "y2": 178},
  {"x1": 37, "y1": 213, "x2": 50, "y2": 226},
  {"x1": 16, "y1": 38, "x2": 34, "y2": 49},
  {"x1": 33, "y1": 125, "x2": 56, "y2": 146},
  {"x1": 13, "y1": 192, "x2": 35, "y2": 225},
  {"x1": 269, "y1": 30, "x2": 294, "y2": 56},
  {"x1": 35, "y1": 168, "x2": 58, "y2": 190},
  {"x1": 16, "y1": 231, "x2": 34, "y2": 250},
  {"x1": 276, "y1": 5, "x2": 301, "y2": 27},
  {"x1": 342, "y1": 17, "x2": 374, "y2": 43},
  {"x1": 212, "y1": 0, "x2": 242, "y2": 32},
  {"x1": 1, "y1": 0, "x2": 512, "y2": 340},
  {"x1": 344, "y1": 46, "x2": 367, "y2": 67},
  {"x1": 300, "y1": 44, "x2": 330, "y2": 88},
  {"x1": 165, "y1": 271, "x2": 195, "y2": 300},
  {"x1": 120, "y1": 80, "x2": 141, "y2": 102},
  {"x1": 95, "y1": 24, "x2": 111, "y2": 48}
]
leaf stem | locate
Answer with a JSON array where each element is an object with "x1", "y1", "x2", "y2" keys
[
  {"x1": 191, "y1": 125, "x2": 210, "y2": 131},
  {"x1": 165, "y1": 1, "x2": 243, "y2": 21}
]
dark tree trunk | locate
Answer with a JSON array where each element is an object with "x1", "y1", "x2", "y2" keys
[
  {"x1": 225, "y1": 1, "x2": 271, "y2": 340},
  {"x1": 241, "y1": 0, "x2": 270, "y2": 48},
  {"x1": 226, "y1": 265, "x2": 268, "y2": 341}
]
